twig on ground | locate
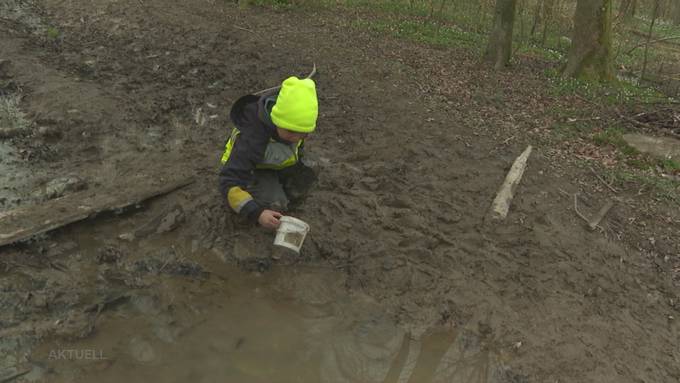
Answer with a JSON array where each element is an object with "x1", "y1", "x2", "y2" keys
[
  {"x1": 234, "y1": 25, "x2": 255, "y2": 34},
  {"x1": 159, "y1": 257, "x2": 172, "y2": 273},
  {"x1": 573, "y1": 193, "x2": 615, "y2": 231},
  {"x1": 616, "y1": 107, "x2": 654, "y2": 129},
  {"x1": 573, "y1": 194, "x2": 590, "y2": 225},
  {"x1": 588, "y1": 167, "x2": 619, "y2": 194},
  {"x1": 566, "y1": 117, "x2": 601, "y2": 123},
  {"x1": 573, "y1": 93, "x2": 661, "y2": 131},
  {"x1": 573, "y1": 94, "x2": 599, "y2": 107}
]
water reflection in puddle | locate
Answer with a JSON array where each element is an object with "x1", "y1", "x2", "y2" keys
[{"x1": 31, "y1": 263, "x2": 508, "y2": 383}]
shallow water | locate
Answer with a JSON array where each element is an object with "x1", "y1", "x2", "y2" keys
[{"x1": 23, "y1": 258, "x2": 508, "y2": 383}]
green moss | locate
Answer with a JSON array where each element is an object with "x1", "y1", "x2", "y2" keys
[{"x1": 660, "y1": 158, "x2": 680, "y2": 172}]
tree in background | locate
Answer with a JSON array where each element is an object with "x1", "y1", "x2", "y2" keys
[
  {"x1": 529, "y1": 0, "x2": 556, "y2": 46},
  {"x1": 672, "y1": 0, "x2": 680, "y2": 25},
  {"x1": 639, "y1": 0, "x2": 660, "y2": 81},
  {"x1": 618, "y1": 0, "x2": 637, "y2": 21},
  {"x1": 563, "y1": 0, "x2": 614, "y2": 80},
  {"x1": 484, "y1": 0, "x2": 517, "y2": 69}
]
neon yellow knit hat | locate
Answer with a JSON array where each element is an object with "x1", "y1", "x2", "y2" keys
[{"x1": 270, "y1": 76, "x2": 318, "y2": 133}]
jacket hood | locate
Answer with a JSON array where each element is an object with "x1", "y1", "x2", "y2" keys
[{"x1": 229, "y1": 91, "x2": 283, "y2": 139}]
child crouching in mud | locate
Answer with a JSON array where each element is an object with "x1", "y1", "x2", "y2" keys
[{"x1": 218, "y1": 76, "x2": 318, "y2": 229}]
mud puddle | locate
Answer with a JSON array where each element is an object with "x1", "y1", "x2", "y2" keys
[{"x1": 20, "y1": 259, "x2": 509, "y2": 383}]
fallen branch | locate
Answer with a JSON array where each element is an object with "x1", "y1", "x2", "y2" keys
[
  {"x1": 573, "y1": 194, "x2": 590, "y2": 224},
  {"x1": 573, "y1": 193, "x2": 614, "y2": 231},
  {"x1": 616, "y1": 107, "x2": 654, "y2": 128},
  {"x1": 489, "y1": 145, "x2": 533, "y2": 220},
  {"x1": 233, "y1": 25, "x2": 255, "y2": 34},
  {"x1": 624, "y1": 35, "x2": 680, "y2": 56},
  {"x1": 572, "y1": 93, "x2": 663, "y2": 130},
  {"x1": 588, "y1": 167, "x2": 618, "y2": 194},
  {"x1": 588, "y1": 200, "x2": 614, "y2": 230}
]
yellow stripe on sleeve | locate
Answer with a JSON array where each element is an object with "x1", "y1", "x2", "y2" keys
[{"x1": 227, "y1": 186, "x2": 254, "y2": 213}]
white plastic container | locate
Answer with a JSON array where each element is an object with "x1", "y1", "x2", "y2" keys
[{"x1": 274, "y1": 216, "x2": 310, "y2": 253}]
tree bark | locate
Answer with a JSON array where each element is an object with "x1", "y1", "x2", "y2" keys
[
  {"x1": 673, "y1": 0, "x2": 680, "y2": 25},
  {"x1": 640, "y1": 0, "x2": 660, "y2": 81},
  {"x1": 618, "y1": 0, "x2": 637, "y2": 21},
  {"x1": 530, "y1": 1, "x2": 541, "y2": 38},
  {"x1": 541, "y1": 0, "x2": 556, "y2": 46},
  {"x1": 484, "y1": 0, "x2": 517, "y2": 69},
  {"x1": 563, "y1": 0, "x2": 614, "y2": 81}
]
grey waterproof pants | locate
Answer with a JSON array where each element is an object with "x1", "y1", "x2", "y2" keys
[{"x1": 247, "y1": 163, "x2": 317, "y2": 212}]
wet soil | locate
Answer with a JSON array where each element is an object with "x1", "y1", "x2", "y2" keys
[{"x1": 1, "y1": 1, "x2": 680, "y2": 382}]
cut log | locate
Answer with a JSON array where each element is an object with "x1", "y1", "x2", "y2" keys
[
  {"x1": 489, "y1": 145, "x2": 533, "y2": 220},
  {"x1": 0, "y1": 176, "x2": 194, "y2": 248}
]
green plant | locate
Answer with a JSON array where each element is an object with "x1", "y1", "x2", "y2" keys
[
  {"x1": 625, "y1": 157, "x2": 652, "y2": 170},
  {"x1": 592, "y1": 127, "x2": 638, "y2": 155},
  {"x1": 46, "y1": 26, "x2": 60, "y2": 40},
  {"x1": 356, "y1": 18, "x2": 483, "y2": 49},
  {"x1": 610, "y1": 169, "x2": 680, "y2": 203},
  {"x1": 660, "y1": 158, "x2": 680, "y2": 173}
]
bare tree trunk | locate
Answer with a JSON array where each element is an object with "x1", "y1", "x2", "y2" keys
[
  {"x1": 618, "y1": 0, "x2": 636, "y2": 21},
  {"x1": 518, "y1": 0, "x2": 526, "y2": 48},
  {"x1": 563, "y1": 0, "x2": 614, "y2": 80},
  {"x1": 541, "y1": 0, "x2": 556, "y2": 46},
  {"x1": 673, "y1": 0, "x2": 680, "y2": 25},
  {"x1": 429, "y1": 0, "x2": 447, "y2": 24},
  {"x1": 530, "y1": 1, "x2": 542, "y2": 38},
  {"x1": 659, "y1": 0, "x2": 671, "y2": 20},
  {"x1": 428, "y1": 0, "x2": 436, "y2": 22},
  {"x1": 484, "y1": 0, "x2": 518, "y2": 69},
  {"x1": 435, "y1": 0, "x2": 448, "y2": 35},
  {"x1": 640, "y1": 0, "x2": 660, "y2": 81},
  {"x1": 436, "y1": 0, "x2": 447, "y2": 22}
]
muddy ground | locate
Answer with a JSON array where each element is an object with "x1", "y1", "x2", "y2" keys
[{"x1": 1, "y1": 0, "x2": 679, "y2": 382}]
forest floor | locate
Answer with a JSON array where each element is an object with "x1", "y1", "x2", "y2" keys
[{"x1": 1, "y1": 1, "x2": 679, "y2": 382}]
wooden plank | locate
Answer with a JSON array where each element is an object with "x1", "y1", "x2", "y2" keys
[{"x1": 0, "y1": 176, "x2": 194, "y2": 247}]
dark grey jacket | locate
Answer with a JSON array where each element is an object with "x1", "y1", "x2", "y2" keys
[{"x1": 218, "y1": 92, "x2": 304, "y2": 222}]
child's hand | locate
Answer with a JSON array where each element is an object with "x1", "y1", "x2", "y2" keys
[{"x1": 258, "y1": 209, "x2": 282, "y2": 229}]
